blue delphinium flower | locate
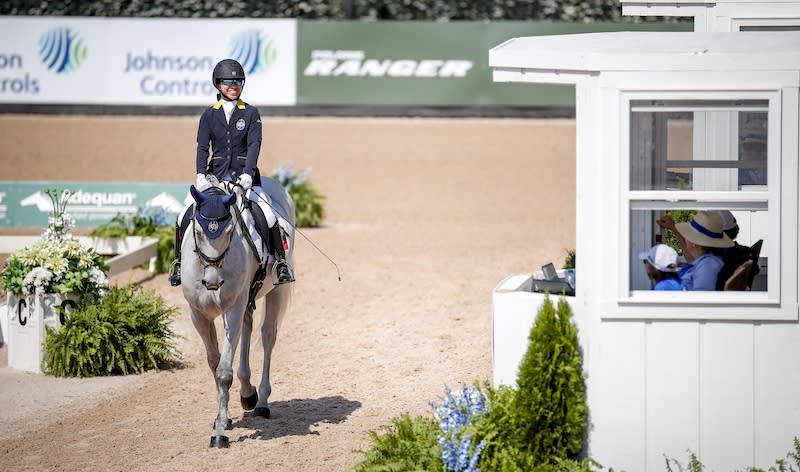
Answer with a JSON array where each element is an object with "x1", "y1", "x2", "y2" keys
[
  {"x1": 152, "y1": 208, "x2": 169, "y2": 227},
  {"x1": 431, "y1": 384, "x2": 489, "y2": 472}
]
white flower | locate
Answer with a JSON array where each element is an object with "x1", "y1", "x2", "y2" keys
[
  {"x1": 89, "y1": 266, "x2": 109, "y2": 289},
  {"x1": 22, "y1": 267, "x2": 53, "y2": 296}
]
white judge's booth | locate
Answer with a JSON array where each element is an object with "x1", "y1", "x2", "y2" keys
[{"x1": 490, "y1": 1, "x2": 800, "y2": 471}]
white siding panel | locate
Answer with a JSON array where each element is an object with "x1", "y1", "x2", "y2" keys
[
  {"x1": 699, "y1": 322, "x2": 755, "y2": 470},
  {"x1": 754, "y1": 322, "x2": 800, "y2": 467},
  {"x1": 646, "y1": 322, "x2": 700, "y2": 471},
  {"x1": 588, "y1": 321, "x2": 646, "y2": 471}
]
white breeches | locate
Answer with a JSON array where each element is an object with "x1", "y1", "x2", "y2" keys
[{"x1": 248, "y1": 186, "x2": 277, "y2": 228}]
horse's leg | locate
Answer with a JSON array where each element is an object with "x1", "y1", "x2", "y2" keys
[
  {"x1": 190, "y1": 310, "x2": 221, "y2": 375},
  {"x1": 254, "y1": 285, "x2": 287, "y2": 418},
  {"x1": 209, "y1": 304, "x2": 245, "y2": 448},
  {"x1": 237, "y1": 304, "x2": 258, "y2": 410}
]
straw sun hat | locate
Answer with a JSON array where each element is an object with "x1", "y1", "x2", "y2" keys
[{"x1": 675, "y1": 211, "x2": 734, "y2": 248}]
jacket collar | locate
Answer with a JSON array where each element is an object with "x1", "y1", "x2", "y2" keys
[{"x1": 213, "y1": 98, "x2": 246, "y2": 110}]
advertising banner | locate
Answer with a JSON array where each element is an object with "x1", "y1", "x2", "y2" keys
[
  {"x1": 0, "y1": 182, "x2": 191, "y2": 228},
  {"x1": 297, "y1": 21, "x2": 692, "y2": 107},
  {"x1": 0, "y1": 17, "x2": 297, "y2": 106}
]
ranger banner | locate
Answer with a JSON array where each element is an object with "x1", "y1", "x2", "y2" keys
[
  {"x1": 296, "y1": 21, "x2": 692, "y2": 107},
  {"x1": 0, "y1": 182, "x2": 190, "y2": 228}
]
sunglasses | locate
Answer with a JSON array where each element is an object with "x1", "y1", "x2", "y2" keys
[{"x1": 219, "y1": 79, "x2": 244, "y2": 87}]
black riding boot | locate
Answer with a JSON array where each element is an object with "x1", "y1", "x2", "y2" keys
[
  {"x1": 268, "y1": 222, "x2": 294, "y2": 285},
  {"x1": 168, "y1": 223, "x2": 182, "y2": 287}
]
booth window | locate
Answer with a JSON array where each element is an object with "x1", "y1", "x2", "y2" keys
[{"x1": 622, "y1": 96, "x2": 783, "y2": 314}]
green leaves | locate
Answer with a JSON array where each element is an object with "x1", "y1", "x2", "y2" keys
[
  {"x1": 474, "y1": 293, "x2": 588, "y2": 471},
  {"x1": 43, "y1": 284, "x2": 182, "y2": 377},
  {"x1": 271, "y1": 162, "x2": 326, "y2": 228},
  {"x1": 351, "y1": 413, "x2": 445, "y2": 472},
  {"x1": 90, "y1": 207, "x2": 175, "y2": 274}
]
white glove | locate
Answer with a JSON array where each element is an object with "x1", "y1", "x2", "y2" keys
[
  {"x1": 196, "y1": 173, "x2": 211, "y2": 191},
  {"x1": 206, "y1": 174, "x2": 220, "y2": 188},
  {"x1": 237, "y1": 173, "x2": 253, "y2": 191}
]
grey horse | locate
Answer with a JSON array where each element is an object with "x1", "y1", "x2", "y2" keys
[{"x1": 181, "y1": 180, "x2": 295, "y2": 448}]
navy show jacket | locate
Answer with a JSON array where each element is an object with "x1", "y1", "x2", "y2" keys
[{"x1": 196, "y1": 99, "x2": 262, "y2": 181}]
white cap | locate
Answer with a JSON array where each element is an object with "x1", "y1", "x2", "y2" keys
[
  {"x1": 712, "y1": 210, "x2": 737, "y2": 231},
  {"x1": 639, "y1": 244, "x2": 679, "y2": 272}
]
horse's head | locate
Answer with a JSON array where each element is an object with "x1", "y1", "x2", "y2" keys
[{"x1": 190, "y1": 185, "x2": 237, "y2": 291}]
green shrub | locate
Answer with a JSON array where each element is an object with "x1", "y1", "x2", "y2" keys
[
  {"x1": 351, "y1": 413, "x2": 444, "y2": 472},
  {"x1": 352, "y1": 293, "x2": 590, "y2": 472},
  {"x1": 666, "y1": 437, "x2": 800, "y2": 472},
  {"x1": 663, "y1": 209, "x2": 696, "y2": 257},
  {"x1": 563, "y1": 250, "x2": 576, "y2": 270},
  {"x1": 90, "y1": 207, "x2": 174, "y2": 273},
  {"x1": 43, "y1": 284, "x2": 182, "y2": 377},
  {"x1": 271, "y1": 161, "x2": 325, "y2": 228},
  {"x1": 476, "y1": 293, "x2": 588, "y2": 470},
  {"x1": 1, "y1": 0, "x2": 682, "y2": 21}
]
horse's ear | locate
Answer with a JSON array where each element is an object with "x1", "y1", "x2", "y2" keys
[
  {"x1": 190, "y1": 185, "x2": 206, "y2": 204},
  {"x1": 222, "y1": 193, "x2": 236, "y2": 208}
]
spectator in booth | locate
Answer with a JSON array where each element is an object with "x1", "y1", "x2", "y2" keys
[
  {"x1": 656, "y1": 210, "x2": 734, "y2": 291},
  {"x1": 710, "y1": 210, "x2": 757, "y2": 290},
  {"x1": 639, "y1": 244, "x2": 682, "y2": 291}
]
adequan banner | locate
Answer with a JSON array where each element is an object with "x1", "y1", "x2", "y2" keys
[
  {"x1": 0, "y1": 182, "x2": 191, "y2": 228},
  {"x1": 0, "y1": 17, "x2": 297, "y2": 106}
]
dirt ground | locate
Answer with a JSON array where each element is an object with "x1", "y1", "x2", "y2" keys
[{"x1": 0, "y1": 115, "x2": 575, "y2": 471}]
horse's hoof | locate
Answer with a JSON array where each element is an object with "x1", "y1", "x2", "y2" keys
[
  {"x1": 209, "y1": 435, "x2": 230, "y2": 448},
  {"x1": 253, "y1": 407, "x2": 270, "y2": 418},
  {"x1": 241, "y1": 392, "x2": 258, "y2": 411}
]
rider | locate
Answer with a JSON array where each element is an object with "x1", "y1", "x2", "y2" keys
[{"x1": 168, "y1": 58, "x2": 294, "y2": 287}]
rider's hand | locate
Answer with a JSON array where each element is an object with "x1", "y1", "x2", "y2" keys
[
  {"x1": 196, "y1": 173, "x2": 211, "y2": 191},
  {"x1": 237, "y1": 173, "x2": 253, "y2": 191},
  {"x1": 656, "y1": 215, "x2": 676, "y2": 232},
  {"x1": 206, "y1": 173, "x2": 220, "y2": 188}
]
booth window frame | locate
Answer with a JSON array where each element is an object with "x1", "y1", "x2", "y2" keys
[{"x1": 612, "y1": 88, "x2": 798, "y2": 321}]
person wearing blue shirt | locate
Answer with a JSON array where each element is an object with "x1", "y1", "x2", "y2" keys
[
  {"x1": 658, "y1": 210, "x2": 734, "y2": 291},
  {"x1": 639, "y1": 244, "x2": 682, "y2": 291}
]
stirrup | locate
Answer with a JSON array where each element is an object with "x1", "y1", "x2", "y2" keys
[
  {"x1": 272, "y1": 259, "x2": 295, "y2": 286},
  {"x1": 168, "y1": 261, "x2": 182, "y2": 287}
]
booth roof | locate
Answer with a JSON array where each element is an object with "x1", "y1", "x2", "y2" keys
[{"x1": 489, "y1": 31, "x2": 800, "y2": 74}]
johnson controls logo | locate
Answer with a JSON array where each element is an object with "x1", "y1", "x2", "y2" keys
[
  {"x1": 230, "y1": 30, "x2": 278, "y2": 75},
  {"x1": 39, "y1": 27, "x2": 88, "y2": 74}
]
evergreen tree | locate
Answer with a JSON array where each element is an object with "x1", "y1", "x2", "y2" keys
[{"x1": 512, "y1": 293, "x2": 588, "y2": 465}]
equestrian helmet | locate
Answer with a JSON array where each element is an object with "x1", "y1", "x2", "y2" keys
[{"x1": 212, "y1": 59, "x2": 245, "y2": 88}]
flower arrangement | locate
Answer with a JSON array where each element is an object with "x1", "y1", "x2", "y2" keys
[
  {"x1": 1, "y1": 188, "x2": 109, "y2": 299},
  {"x1": 271, "y1": 160, "x2": 325, "y2": 228}
]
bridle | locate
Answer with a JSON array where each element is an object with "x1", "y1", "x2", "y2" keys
[{"x1": 191, "y1": 202, "x2": 234, "y2": 273}]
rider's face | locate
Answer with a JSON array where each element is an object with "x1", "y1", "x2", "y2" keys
[{"x1": 218, "y1": 80, "x2": 243, "y2": 101}]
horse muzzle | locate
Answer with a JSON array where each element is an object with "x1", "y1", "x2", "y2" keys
[
  {"x1": 202, "y1": 278, "x2": 224, "y2": 290},
  {"x1": 202, "y1": 267, "x2": 225, "y2": 290}
]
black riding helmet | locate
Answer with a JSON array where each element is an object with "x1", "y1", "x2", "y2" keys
[{"x1": 212, "y1": 59, "x2": 245, "y2": 100}]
